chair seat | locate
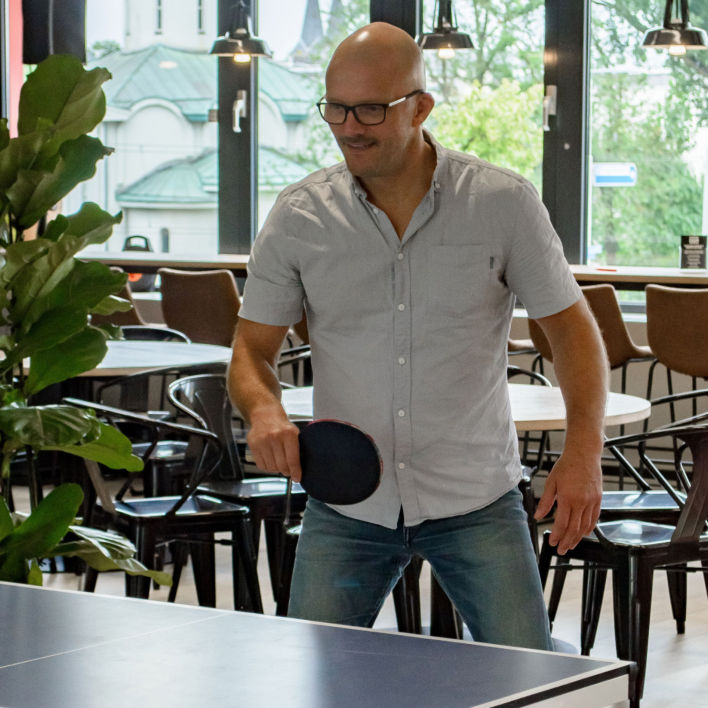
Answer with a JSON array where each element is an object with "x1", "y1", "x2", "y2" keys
[
  {"x1": 112, "y1": 494, "x2": 250, "y2": 519},
  {"x1": 133, "y1": 440, "x2": 188, "y2": 462},
  {"x1": 591, "y1": 519, "x2": 708, "y2": 548},
  {"x1": 601, "y1": 490, "x2": 684, "y2": 519}
]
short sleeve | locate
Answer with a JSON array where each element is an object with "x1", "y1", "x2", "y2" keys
[
  {"x1": 239, "y1": 197, "x2": 306, "y2": 326},
  {"x1": 503, "y1": 180, "x2": 582, "y2": 319}
]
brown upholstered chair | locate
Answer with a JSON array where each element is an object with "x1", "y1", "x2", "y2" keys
[
  {"x1": 158, "y1": 268, "x2": 241, "y2": 347},
  {"x1": 645, "y1": 285, "x2": 708, "y2": 402},
  {"x1": 91, "y1": 267, "x2": 147, "y2": 327},
  {"x1": 528, "y1": 284, "x2": 654, "y2": 393}
]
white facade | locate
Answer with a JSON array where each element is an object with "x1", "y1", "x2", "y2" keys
[{"x1": 124, "y1": 0, "x2": 217, "y2": 52}]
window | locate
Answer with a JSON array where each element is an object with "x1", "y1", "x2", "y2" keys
[
  {"x1": 587, "y1": 2, "x2": 707, "y2": 268},
  {"x1": 420, "y1": 0, "x2": 545, "y2": 191},
  {"x1": 156, "y1": 0, "x2": 164, "y2": 34},
  {"x1": 67, "y1": 0, "x2": 218, "y2": 256},
  {"x1": 198, "y1": 0, "x2": 205, "y2": 33},
  {"x1": 256, "y1": 0, "x2": 370, "y2": 230}
]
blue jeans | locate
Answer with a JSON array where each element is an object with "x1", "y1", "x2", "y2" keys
[{"x1": 288, "y1": 488, "x2": 553, "y2": 650}]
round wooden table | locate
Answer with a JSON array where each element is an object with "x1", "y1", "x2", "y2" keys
[{"x1": 281, "y1": 383, "x2": 651, "y2": 431}]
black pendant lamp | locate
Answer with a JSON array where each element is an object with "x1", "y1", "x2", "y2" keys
[
  {"x1": 642, "y1": 0, "x2": 708, "y2": 56},
  {"x1": 416, "y1": 0, "x2": 473, "y2": 59},
  {"x1": 210, "y1": 1, "x2": 272, "y2": 63}
]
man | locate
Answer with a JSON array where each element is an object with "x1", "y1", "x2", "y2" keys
[{"x1": 229, "y1": 22, "x2": 608, "y2": 650}]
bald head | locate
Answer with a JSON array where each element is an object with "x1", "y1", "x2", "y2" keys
[{"x1": 326, "y1": 22, "x2": 426, "y2": 97}]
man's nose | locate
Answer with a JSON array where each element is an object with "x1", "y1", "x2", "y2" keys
[{"x1": 339, "y1": 109, "x2": 365, "y2": 133}]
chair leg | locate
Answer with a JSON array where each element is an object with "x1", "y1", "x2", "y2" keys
[
  {"x1": 666, "y1": 565, "x2": 687, "y2": 635},
  {"x1": 190, "y1": 532, "x2": 217, "y2": 607},
  {"x1": 276, "y1": 529, "x2": 299, "y2": 616},
  {"x1": 547, "y1": 565, "x2": 568, "y2": 628},
  {"x1": 580, "y1": 563, "x2": 607, "y2": 655},
  {"x1": 429, "y1": 572, "x2": 463, "y2": 639},
  {"x1": 127, "y1": 525, "x2": 156, "y2": 599},
  {"x1": 611, "y1": 555, "x2": 654, "y2": 708},
  {"x1": 168, "y1": 542, "x2": 189, "y2": 603},
  {"x1": 392, "y1": 556, "x2": 422, "y2": 634},
  {"x1": 232, "y1": 518, "x2": 263, "y2": 613},
  {"x1": 82, "y1": 566, "x2": 99, "y2": 593}
]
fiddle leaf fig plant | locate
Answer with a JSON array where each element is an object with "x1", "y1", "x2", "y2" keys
[{"x1": 0, "y1": 54, "x2": 169, "y2": 586}]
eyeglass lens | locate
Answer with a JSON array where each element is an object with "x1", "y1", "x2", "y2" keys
[{"x1": 319, "y1": 103, "x2": 387, "y2": 125}]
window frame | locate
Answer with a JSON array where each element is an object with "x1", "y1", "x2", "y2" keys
[{"x1": 217, "y1": 0, "x2": 589, "y2": 260}]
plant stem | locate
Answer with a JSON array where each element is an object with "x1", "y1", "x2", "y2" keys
[{"x1": 26, "y1": 446, "x2": 40, "y2": 511}]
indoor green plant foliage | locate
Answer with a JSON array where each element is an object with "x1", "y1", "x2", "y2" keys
[{"x1": 0, "y1": 54, "x2": 168, "y2": 586}]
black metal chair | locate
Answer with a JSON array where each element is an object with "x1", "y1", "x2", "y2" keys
[
  {"x1": 544, "y1": 389, "x2": 708, "y2": 654},
  {"x1": 120, "y1": 325, "x2": 191, "y2": 343},
  {"x1": 64, "y1": 397, "x2": 262, "y2": 612},
  {"x1": 167, "y1": 373, "x2": 307, "y2": 605},
  {"x1": 538, "y1": 422, "x2": 708, "y2": 708}
]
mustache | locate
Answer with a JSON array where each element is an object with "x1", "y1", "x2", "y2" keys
[{"x1": 337, "y1": 137, "x2": 377, "y2": 147}]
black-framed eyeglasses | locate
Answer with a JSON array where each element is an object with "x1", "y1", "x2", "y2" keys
[{"x1": 316, "y1": 90, "x2": 423, "y2": 126}]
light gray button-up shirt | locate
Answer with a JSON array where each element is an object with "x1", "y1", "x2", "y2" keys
[{"x1": 240, "y1": 133, "x2": 581, "y2": 529}]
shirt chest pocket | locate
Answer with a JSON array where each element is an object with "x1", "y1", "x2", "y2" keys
[{"x1": 426, "y1": 245, "x2": 491, "y2": 319}]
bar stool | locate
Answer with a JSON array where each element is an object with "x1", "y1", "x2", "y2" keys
[
  {"x1": 645, "y1": 285, "x2": 708, "y2": 406},
  {"x1": 528, "y1": 284, "x2": 654, "y2": 393}
]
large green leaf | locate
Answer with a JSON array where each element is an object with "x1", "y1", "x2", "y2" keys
[
  {"x1": 0, "y1": 238, "x2": 51, "y2": 287},
  {"x1": 8, "y1": 136, "x2": 112, "y2": 229},
  {"x1": 0, "y1": 483, "x2": 83, "y2": 559},
  {"x1": 24, "y1": 326, "x2": 108, "y2": 395},
  {"x1": 0, "y1": 554, "x2": 26, "y2": 583},
  {"x1": 8, "y1": 205, "x2": 121, "y2": 331},
  {"x1": 0, "y1": 128, "x2": 55, "y2": 193},
  {"x1": 18, "y1": 55, "x2": 110, "y2": 160},
  {"x1": 91, "y1": 294, "x2": 133, "y2": 316},
  {"x1": 0, "y1": 496, "x2": 13, "y2": 542},
  {"x1": 15, "y1": 307, "x2": 88, "y2": 359},
  {"x1": 44, "y1": 258, "x2": 127, "y2": 314},
  {"x1": 49, "y1": 421, "x2": 143, "y2": 472},
  {"x1": 52, "y1": 525, "x2": 171, "y2": 585},
  {"x1": 0, "y1": 404, "x2": 100, "y2": 455}
]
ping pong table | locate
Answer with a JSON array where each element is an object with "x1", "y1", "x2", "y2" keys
[{"x1": 0, "y1": 582, "x2": 629, "y2": 707}]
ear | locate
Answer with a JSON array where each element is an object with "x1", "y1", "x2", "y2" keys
[{"x1": 411, "y1": 92, "x2": 435, "y2": 127}]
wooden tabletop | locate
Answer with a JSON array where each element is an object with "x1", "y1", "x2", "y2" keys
[
  {"x1": 281, "y1": 383, "x2": 651, "y2": 432},
  {"x1": 570, "y1": 264, "x2": 708, "y2": 289},
  {"x1": 80, "y1": 251, "x2": 250, "y2": 276}
]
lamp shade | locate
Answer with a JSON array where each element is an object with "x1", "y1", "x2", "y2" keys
[
  {"x1": 416, "y1": 0, "x2": 474, "y2": 57},
  {"x1": 642, "y1": 0, "x2": 708, "y2": 52},
  {"x1": 210, "y1": 2, "x2": 272, "y2": 60}
]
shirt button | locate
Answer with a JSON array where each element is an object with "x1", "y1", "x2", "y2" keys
[
  {"x1": 398, "y1": 462, "x2": 406, "y2": 470},
  {"x1": 397, "y1": 303, "x2": 405, "y2": 311},
  {"x1": 397, "y1": 252, "x2": 404, "y2": 261},
  {"x1": 398, "y1": 356, "x2": 406, "y2": 365},
  {"x1": 397, "y1": 409, "x2": 406, "y2": 417}
]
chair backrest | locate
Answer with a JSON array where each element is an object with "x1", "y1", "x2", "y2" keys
[
  {"x1": 121, "y1": 325, "x2": 191, "y2": 343},
  {"x1": 64, "y1": 397, "x2": 223, "y2": 515},
  {"x1": 158, "y1": 268, "x2": 241, "y2": 347},
  {"x1": 602, "y1": 423, "x2": 708, "y2": 546},
  {"x1": 528, "y1": 284, "x2": 648, "y2": 369},
  {"x1": 168, "y1": 373, "x2": 244, "y2": 480},
  {"x1": 91, "y1": 267, "x2": 147, "y2": 327},
  {"x1": 96, "y1": 361, "x2": 227, "y2": 416},
  {"x1": 646, "y1": 285, "x2": 708, "y2": 379}
]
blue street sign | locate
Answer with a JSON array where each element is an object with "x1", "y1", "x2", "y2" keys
[{"x1": 592, "y1": 162, "x2": 637, "y2": 187}]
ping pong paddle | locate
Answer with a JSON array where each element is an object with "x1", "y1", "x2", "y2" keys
[{"x1": 297, "y1": 419, "x2": 382, "y2": 505}]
